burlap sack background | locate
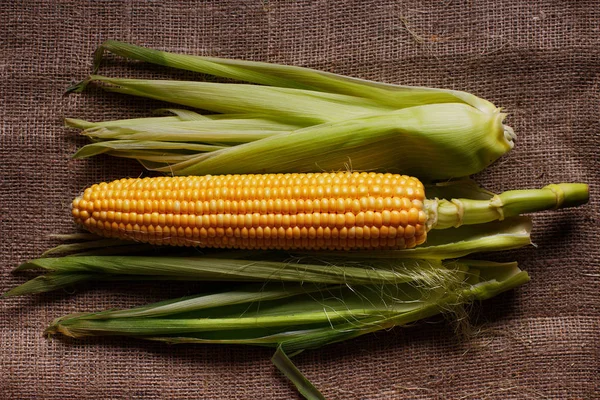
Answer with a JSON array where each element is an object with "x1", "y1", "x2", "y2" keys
[{"x1": 1, "y1": 1, "x2": 598, "y2": 398}]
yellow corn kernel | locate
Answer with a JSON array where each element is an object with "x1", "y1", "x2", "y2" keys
[{"x1": 72, "y1": 172, "x2": 427, "y2": 250}]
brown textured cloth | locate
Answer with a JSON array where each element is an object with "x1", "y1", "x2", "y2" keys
[{"x1": 1, "y1": 1, "x2": 598, "y2": 398}]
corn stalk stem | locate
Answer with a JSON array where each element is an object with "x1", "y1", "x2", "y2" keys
[{"x1": 428, "y1": 183, "x2": 589, "y2": 229}]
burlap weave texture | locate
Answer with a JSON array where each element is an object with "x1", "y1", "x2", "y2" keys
[{"x1": 1, "y1": 1, "x2": 598, "y2": 399}]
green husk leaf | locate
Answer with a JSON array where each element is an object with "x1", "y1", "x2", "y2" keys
[
  {"x1": 8, "y1": 256, "x2": 462, "y2": 296},
  {"x1": 84, "y1": 75, "x2": 396, "y2": 125},
  {"x1": 2, "y1": 273, "x2": 97, "y2": 297},
  {"x1": 153, "y1": 108, "x2": 212, "y2": 121},
  {"x1": 40, "y1": 239, "x2": 134, "y2": 257},
  {"x1": 72, "y1": 245, "x2": 158, "y2": 257},
  {"x1": 64, "y1": 283, "x2": 331, "y2": 319},
  {"x1": 425, "y1": 178, "x2": 496, "y2": 200},
  {"x1": 105, "y1": 150, "x2": 208, "y2": 164},
  {"x1": 94, "y1": 40, "x2": 499, "y2": 114},
  {"x1": 66, "y1": 110, "x2": 291, "y2": 130},
  {"x1": 47, "y1": 307, "x2": 398, "y2": 337},
  {"x1": 45, "y1": 282, "x2": 447, "y2": 337},
  {"x1": 73, "y1": 140, "x2": 226, "y2": 159},
  {"x1": 66, "y1": 115, "x2": 191, "y2": 130},
  {"x1": 272, "y1": 346, "x2": 325, "y2": 400},
  {"x1": 48, "y1": 233, "x2": 102, "y2": 241},
  {"x1": 85, "y1": 117, "x2": 301, "y2": 136},
  {"x1": 27, "y1": 236, "x2": 157, "y2": 258},
  {"x1": 310, "y1": 217, "x2": 532, "y2": 260},
  {"x1": 81, "y1": 121, "x2": 293, "y2": 143}
]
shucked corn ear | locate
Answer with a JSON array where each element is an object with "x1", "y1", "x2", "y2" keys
[
  {"x1": 72, "y1": 172, "x2": 588, "y2": 251},
  {"x1": 67, "y1": 41, "x2": 516, "y2": 180}
]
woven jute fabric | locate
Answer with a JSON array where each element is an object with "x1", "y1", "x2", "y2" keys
[{"x1": 1, "y1": 1, "x2": 598, "y2": 399}]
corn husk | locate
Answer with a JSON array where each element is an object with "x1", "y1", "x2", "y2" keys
[
  {"x1": 67, "y1": 41, "x2": 516, "y2": 181},
  {"x1": 43, "y1": 260, "x2": 529, "y2": 398},
  {"x1": 45, "y1": 260, "x2": 528, "y2": 347},
  {"x1": 69, "y1": 100, "x2": 512, "y2": 180},
  {"x1": 92, "y1": 40, "x2": 499, "y2": 113}
]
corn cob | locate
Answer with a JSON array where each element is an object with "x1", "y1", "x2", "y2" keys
[{"x1": 72, "y1": 172, "x2": 588, "y2": 251}]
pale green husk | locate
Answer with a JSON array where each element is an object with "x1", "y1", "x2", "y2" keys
[
  {"x1": 67, "y1": 41, "x2": 516, "y2": 181},
  {"x1": 92, "y1": 40, "x2": 499, "y2": 113}
]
